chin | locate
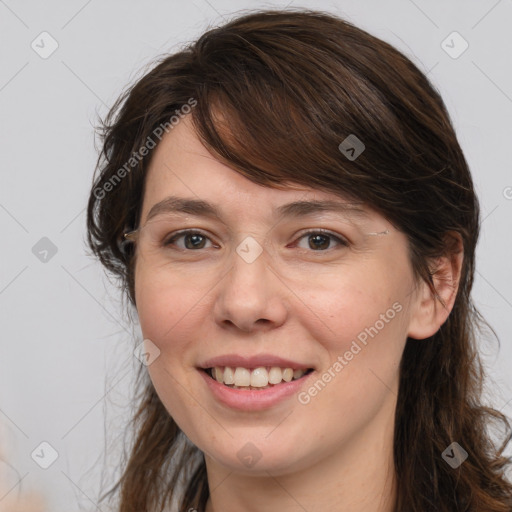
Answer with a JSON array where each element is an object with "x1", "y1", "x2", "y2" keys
[{"x1": 203, "y1": 435, "x2": 315, "y2": 477}]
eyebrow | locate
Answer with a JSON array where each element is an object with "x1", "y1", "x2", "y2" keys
[{"x1": 145, "y1": 196, "x2": 369, "y2": 223}]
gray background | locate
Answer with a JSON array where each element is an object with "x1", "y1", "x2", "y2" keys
[{"x1": 1, "y1": 1, "x2": 511, "y2": 510}]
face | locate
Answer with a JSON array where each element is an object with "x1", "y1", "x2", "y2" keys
[{"x1": 133, "y1": 115, "x2": 421, "y2": 476}]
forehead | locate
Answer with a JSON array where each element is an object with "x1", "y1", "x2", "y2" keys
[{"x1": 140, "y1": 115, "x2": 382, "y2": 227}]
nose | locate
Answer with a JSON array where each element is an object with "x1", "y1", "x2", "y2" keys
[{"x1": 214, "y1": 242, "x2": 288, "y2": 333}]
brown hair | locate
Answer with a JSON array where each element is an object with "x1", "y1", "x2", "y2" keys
[{"x1": 86, "y1": 8, "x2": 512, "y2": 512}]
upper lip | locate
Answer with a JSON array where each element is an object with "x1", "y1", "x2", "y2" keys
[{"x1": 199, "y1": 354, "x2": 314, "y2": 370}]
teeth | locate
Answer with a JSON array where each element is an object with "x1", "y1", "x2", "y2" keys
[
  {"x1": 223, "y1": 367, "x2": 235, "y2": 385},
  {"x1": 268, "y1": 367, "x2": 283, "y2": 384},
  {"x1": 233, "y1": 367, "x2": 251, "y2": 386},
  {"x1": 293, "y1": 368, "x2": 304, "y2": 379},
  {"x1": 282, "y1": 368, "x2": 293, "y2": 382},
  {"x1": 213, "y1": 367, "x2": 224, "y2": 383},
  {"x1": 209, "y1": 366, "x2": 308, "y2": 388},
  {"x1": 250, "y1": 367, "x2": 268, "y2": 387}
]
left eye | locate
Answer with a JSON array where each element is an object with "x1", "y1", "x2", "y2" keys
[{"x1": 294, "y1": 230, "x2": 348, "y2": 251}]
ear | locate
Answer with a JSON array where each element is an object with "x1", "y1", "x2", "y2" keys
[{"x1": 407, "y1": 232, "x2": 464, "y2": 340}]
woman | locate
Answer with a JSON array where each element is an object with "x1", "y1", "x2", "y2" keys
[{"x1": 86, "y1": 8, "x2": 512, "y2": 512}]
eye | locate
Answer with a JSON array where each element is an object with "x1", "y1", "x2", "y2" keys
[
  {"x1": 162, "y1": 228, "x2": 348, "y2": 252},
  {"x1": 293, "y1": 230, "x2": 348, "y2": 251},
  {"x1": 163, "y1": 230, "x2": 216, "y2": 250}
]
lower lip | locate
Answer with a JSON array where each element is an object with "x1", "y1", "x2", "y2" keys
[{"x1": 198, "y1": 369, "x2": 314, "y2": 411}]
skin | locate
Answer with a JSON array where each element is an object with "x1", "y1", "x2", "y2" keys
[{"x1": 133, "y1": 115, "x2": 463, "y2": 512}]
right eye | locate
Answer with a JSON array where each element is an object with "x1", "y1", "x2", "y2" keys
[{"x1": 163, "y1": 230, "x2": 217, "y2": 250}]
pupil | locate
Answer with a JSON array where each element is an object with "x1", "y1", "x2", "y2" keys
[
  {"x1": 186, "y1": 234, "x2": 205, "y2": 249},
  {"x1": 309, "y1": 234, "x2": 329, "y2": 250}
]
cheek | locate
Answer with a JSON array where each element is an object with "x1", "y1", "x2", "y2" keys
[
  {"x1": 294, "y1": 264, "x2": 409, "y2": 354},
  {"x1": 134, "y1": 269, "x2": 204, "y2": 424},
  {"x1": 293, "y1": 275, "x2": 408, "y2": 444},
  {"x1": 134, "y1": 267, "x2": 195, "y2": 354}
]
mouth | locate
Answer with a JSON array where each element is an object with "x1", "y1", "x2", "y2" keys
[{"x1": 201, "y1": 366, "x2": 315, "y2": 390}]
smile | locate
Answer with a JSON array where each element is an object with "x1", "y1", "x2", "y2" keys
[
  {"x1": 199, "y1": 365, "x2": 315, "y2": 411},
  {"x1": 206, "y1": 366, "x2": 314, "y2": 389}
]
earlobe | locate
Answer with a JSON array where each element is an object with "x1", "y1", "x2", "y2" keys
[{"x1": 407, "y1": 233, "x2": 464, "y2": 340}]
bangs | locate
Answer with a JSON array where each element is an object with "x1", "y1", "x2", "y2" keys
[{"x1": 185, "y1": 26, "x2": 398, "y2": 201}]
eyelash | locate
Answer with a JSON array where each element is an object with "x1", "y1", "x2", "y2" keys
[{"x1": 163, "y1": 229, "x2": 349, "y2": 252}]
